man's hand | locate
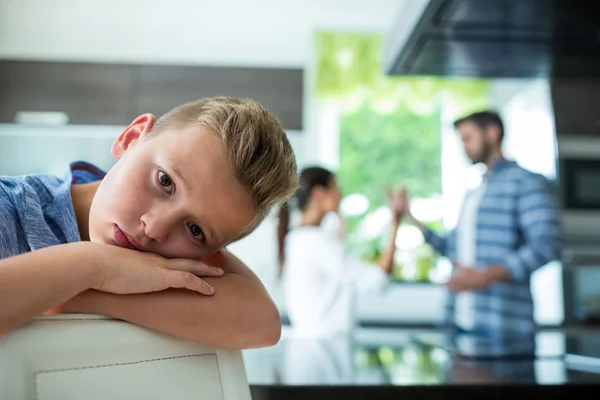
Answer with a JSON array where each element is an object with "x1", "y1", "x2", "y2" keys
[
  {"x1": 446, "y1": 262, "x2": 512, "y2": 292},
  {"x1": 446, "y1": 263, "x2": 491, "y2": 292}
]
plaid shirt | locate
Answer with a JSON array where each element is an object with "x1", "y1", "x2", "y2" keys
[{"x1": 424, "y1": 158, "x2": 562, "y2": 338}]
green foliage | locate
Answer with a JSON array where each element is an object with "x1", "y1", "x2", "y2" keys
[
  {"x1": 314, "y1": 31, "x2": 490, "y2": 117},
  {"x1": 314, "y1": 31, "x2": 490, "y2": 261},
  {"x1": 315, "y1": 31, "x2": 385, "y2": 102},
  {"x1": 337, "y1": 102, "x2": 442, "y2": 207}
]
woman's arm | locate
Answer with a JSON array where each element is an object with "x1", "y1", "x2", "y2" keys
[
  {"x1": 376, "y1": 186, "x2": 405, "y2": 274},
  {"x1": 376, "y1": 213, "x2": 401, "y2": 274}
]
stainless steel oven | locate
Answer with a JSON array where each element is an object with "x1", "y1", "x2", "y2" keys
[{"x1": 557, "y1": 136, "x2": 600, "y2": 263}]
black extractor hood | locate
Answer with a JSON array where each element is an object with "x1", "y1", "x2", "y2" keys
[{"x1": 384, "y1": 0, "x2": 600, "y2": 78}]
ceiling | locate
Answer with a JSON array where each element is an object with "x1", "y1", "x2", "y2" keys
[{"x1": 0, "y1": 0, "x2": 406, "y2": 67}]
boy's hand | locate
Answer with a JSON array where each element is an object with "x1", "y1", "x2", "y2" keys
[{"x1": 91, "y1": 243, "x2": 223, "y2": 296}]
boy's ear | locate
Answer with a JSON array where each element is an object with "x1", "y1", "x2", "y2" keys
[{"x1": 111, "y1": 113, "x2": 156, "y2": 159}]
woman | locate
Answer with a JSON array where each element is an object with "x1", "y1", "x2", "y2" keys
[{"x1": 278, "y1": 166, "x2": 404, "y2": 337}]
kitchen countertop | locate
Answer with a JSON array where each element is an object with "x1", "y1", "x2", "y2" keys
[{"x1": 242, "y1": 326, "x2": 600, "y2": 399}]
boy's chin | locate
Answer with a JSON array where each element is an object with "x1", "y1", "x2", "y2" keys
[{"x1": 86, "y1": 233, "x2": 111, "y2": 246}]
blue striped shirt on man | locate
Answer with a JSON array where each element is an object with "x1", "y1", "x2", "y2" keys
[{"x1": 423, "y1": 158, "x2": 562, "y2": 338}]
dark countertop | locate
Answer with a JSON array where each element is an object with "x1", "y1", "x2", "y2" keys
[
  {"x1": 249, "y1": 384, "x2": 598, "y2": 400},
  {"x1": 242, "y1": 327, "x2": 600, "y2": 399}
]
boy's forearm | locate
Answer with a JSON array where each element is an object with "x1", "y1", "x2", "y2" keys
[
  {"x1": 0, "y1": 242, "x2": 101, "y2": 336},
  {"x1": 60, "y1": 273, "x2": 282, "y2": 350}
]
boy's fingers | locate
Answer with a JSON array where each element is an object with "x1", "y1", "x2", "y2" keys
[
  {"x1": 165, "y1": 259, "x2": 224, "y2": 277},
  {"x1": 168, "y1": 271, "x2": 214, "y2": 295}
]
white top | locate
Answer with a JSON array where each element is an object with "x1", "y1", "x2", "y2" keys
[
  {"x1": 454, "y1": 182, "x2": 487, "y2": 330},
  {"x1": 282, "y1": 226, "x2": 390, "y2": 337}
]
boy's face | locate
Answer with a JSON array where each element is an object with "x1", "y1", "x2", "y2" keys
[{"x1": 88, "y1": 114, "x2": 257, "y2": 260}]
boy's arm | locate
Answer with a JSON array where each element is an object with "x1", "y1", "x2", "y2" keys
[
  {"x1": 59, "y1": 249, "x2": 282, "y2": 350},
  {"x1": 1, "y1": 241, "x2": 220, "y2": 336},
  {"x1": 0, "y1": 243, "x2": 102, "y2": 336}
]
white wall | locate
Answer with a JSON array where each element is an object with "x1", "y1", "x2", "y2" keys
[
  {"x1": 0, "y1": 123, "x2": 120, "y2": 176},
  {"x1": 490, "y1": 79, "x2": 557, "y2": 180},
  {"x1": 0, "y1": 0, "x2": 402, "y2": 67}
]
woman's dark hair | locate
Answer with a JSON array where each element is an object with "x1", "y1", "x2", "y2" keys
[{"x1": 277, "y1": 166, "x2": 334, "y2": 275}]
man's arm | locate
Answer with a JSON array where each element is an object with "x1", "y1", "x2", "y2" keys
[
  {"x1": 447, "y1": 176, "x2": 561, "y2": 291},
  {"x1": 400, "y1": 187, "x2": 453, "y2": 256},
  {"x1": 499, "y1": 175, "x2": 562, "y2": 283},
  {"x1": 59, "y1": 248, "x2": 282, "y2": 350},
  {"x1": 408, "y1": 214, "x2": 453, "y2": 257}
]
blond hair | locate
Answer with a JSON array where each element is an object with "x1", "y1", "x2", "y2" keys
[{"x1": 151, "y1": 97, "x2": 299, "y2": 237}]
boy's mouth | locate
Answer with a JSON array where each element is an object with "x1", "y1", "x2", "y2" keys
[{"x1": 113, "y1": 225, "x2": 144, "y2": 251}]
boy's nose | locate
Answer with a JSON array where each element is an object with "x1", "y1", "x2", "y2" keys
[{"x1": 140, "y1": 210, "x2": 176, "y2": 244}]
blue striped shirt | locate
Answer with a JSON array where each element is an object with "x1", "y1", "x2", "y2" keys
[
  {"x1": 0, "y1": 161, "x2": 105, "y2": 260},
  {"x1": 424, "y1": 159, "x2": 562, "y2": 338}
]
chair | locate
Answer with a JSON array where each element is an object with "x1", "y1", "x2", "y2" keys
[{"x1": 0, "y1": 314, "x2": 252, "y2": 400}]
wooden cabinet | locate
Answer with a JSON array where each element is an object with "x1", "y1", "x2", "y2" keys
[
  {"x1": 0, "y1": 61, "x2": 303, "y2": 130},
  {"x1": 137, "y1": 65, "x2": 303, "y2": 130},
  {"x1": 551, "y1": 79, "x2": 600, "y2": 136},
  {"x1": 0, "y1": 61, "x2": 139, "y2": 126}
]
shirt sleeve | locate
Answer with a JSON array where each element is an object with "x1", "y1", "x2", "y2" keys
[
  {"x1": 320, "y1": 235, "x2": 390, "y2": 294},
  {"x1": 346, "y1": 255, "x2": 391, "y2": 294},
  {"x1": 0, "y1": 179, "x2": 24, "y2": 260},
  {"x1": 500, "y1": 173, "x2": 562, "y2": 282},
  {"x1": 422, "y1": 226, "x2": 455, "y2": 257}
]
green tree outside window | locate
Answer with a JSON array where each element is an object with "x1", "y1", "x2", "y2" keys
[{"x1": 314, "y1": 31, "x2": 490, "y2": 281}]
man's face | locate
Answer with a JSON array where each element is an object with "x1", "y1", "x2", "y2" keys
[
  {"x1": 457, "y1": 121, "x2": 493, "y2": 165},
  {"x1": 88, "y1": 117, "x2": 256, "y2": 260}
]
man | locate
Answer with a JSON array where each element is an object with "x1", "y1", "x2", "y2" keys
[{"x1": 403, "y1": 110, "x2": 561, "y2": 338}]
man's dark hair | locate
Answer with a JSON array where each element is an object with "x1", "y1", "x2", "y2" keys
[{"x1": 453, "y1": 110, "x2": 504, "y2": 143}]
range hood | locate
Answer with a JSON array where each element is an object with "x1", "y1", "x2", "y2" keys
[{"x1": 384, "y1": 0, "x2": 600, "y2": 78}]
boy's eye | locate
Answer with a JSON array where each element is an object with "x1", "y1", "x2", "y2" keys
[
  {"x1": 187, "y1": 222, "x2": 205, "y2": 240},
  {"x1": 157, "y1": 170, "x2": 174, "y2": 193}
]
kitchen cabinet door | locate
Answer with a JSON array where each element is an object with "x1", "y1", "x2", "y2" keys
[
  {"x1": 0, "y1": 61, "x2": 139, "y2": 126},
  {"x1": 136, "y1": 65, "x2": 303, "y2": 130},
  {"x1": 552, "y1": 79, "x2": 600, "y2": 136}
]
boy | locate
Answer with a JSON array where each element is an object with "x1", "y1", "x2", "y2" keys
[{"x1": 0, "y1": 97, "x2": 299, "y2": 350}]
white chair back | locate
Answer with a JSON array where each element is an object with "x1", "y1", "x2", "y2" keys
[{"x1": 0, "y1": 314, "x2": 252, "y2": 400}]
